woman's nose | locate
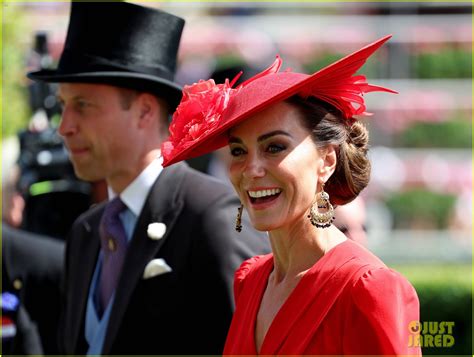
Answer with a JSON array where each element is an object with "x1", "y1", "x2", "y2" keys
[{"x1": 242, "y1": 154, "x2": 265, "y2": 179}]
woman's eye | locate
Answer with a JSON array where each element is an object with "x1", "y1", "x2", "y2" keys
[
  {"x1": 267, "y1": 144, "x2": 286, "y2": 154},
  {"x1": 230, "y1": 147, "x2": 246, "y2": 157}
]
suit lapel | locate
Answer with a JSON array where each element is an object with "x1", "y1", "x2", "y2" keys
[
  {"x1": 69, "y1": 208, "x2": 102, "y2": 353},
  {"x1": 102, "y1": 163, "x2": 187, "y2": 353}
]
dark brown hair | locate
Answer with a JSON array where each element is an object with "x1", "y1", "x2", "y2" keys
[
  {"x1": 117, "y1": 88, "x2": 170, "y2": 136},
  {"x1": 286, "y1": 96, "x2": 370, "y2": 205}
]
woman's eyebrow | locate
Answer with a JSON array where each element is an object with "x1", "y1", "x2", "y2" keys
[
  {"x1": 229, "y1": 130, "x2": 291, "y2": 144},
  {"x1": 228, "y1": 136, "x2": 242, "y2": 144},
  {"x1": 257, "y1": 130, "x2": 292, "y2": 142}
]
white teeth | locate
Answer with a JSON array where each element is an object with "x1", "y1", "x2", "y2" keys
[{"x1": 248, "y1": 188, "x2": 281, "y2": 198}]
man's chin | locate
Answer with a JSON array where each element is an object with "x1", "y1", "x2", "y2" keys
[{"x1": 72, "y1": 165, "x2": 104, "y2": 183}]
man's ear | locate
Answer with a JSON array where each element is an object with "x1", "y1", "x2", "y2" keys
[
  {"x1": 137, "y1": 93, "x2": 158, "y2": 129},
  {"x1": 317, "y1": 145, "x2": 337, "y2": 183}
]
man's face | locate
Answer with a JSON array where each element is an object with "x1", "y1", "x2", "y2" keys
[{"x1": 57, "y1": 83, "x2": 141, "y2": 183}]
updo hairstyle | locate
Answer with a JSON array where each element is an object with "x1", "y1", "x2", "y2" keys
[{"x1": 286, "y1": 96, "x2": 371, "y2": 206}]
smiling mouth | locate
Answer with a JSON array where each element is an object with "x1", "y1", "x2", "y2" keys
[{"x1": 247, "y1": 188, "x2": 282, "y2": 205}]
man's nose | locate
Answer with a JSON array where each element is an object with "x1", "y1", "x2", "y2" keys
[{"x1": 57, "y1": 108, "x2": 77, "y2": 137}]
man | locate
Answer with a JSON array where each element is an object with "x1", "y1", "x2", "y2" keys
[
  {"x1": 27, "y1": 2, "x2": 269, "y2": 355},
  {"x1": 2, "y1": 167, "x2": 64, "y2": 355},
  {"x1": 2, "y1": 225, "x2": 64, "y2": 355}
]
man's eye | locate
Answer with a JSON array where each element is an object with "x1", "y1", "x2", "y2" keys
[
  {"x1": 267, "y1": 144, "x2": 286, "y2": 154},
  {"x1": 230, "y1": 147, "x2": 245, "y2": 157}
]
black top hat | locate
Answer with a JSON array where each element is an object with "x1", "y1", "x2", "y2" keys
[{"x1": 27, "y1": 2, "x2": 185, "y2": 109}]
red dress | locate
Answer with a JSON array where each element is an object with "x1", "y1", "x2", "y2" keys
[{"x1": 223, "y1": 239, "x2": 421, "y2": 355}]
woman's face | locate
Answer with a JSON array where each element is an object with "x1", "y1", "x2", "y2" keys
[{"x1": 228, "y1": 101, "x2": 323, "y2": 232}]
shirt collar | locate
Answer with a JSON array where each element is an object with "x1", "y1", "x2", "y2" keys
[{"x1": 107, "y1": 156, "x2": 163, "y2": 216}]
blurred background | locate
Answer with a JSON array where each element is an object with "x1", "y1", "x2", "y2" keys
[{"x1": 2, "y1": 2, "x2": 472, "y2": 355}]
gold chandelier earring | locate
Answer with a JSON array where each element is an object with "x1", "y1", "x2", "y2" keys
[
  {"x1": 308, "y1": 183, "x2": 334, "y2": 228},
  {"x1": 235, "y1": 203, "x2": 243, "y2": 232}
]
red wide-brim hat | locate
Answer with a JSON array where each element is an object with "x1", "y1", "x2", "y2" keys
[{"x1": 162, "y1": 35, "x2": 396, "y2": 167}]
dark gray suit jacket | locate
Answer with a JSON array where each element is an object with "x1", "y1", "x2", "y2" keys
[
  {"x1": 58, "y1": 162, "x2": 269, "y2": 355},
  {"x1": 2, "y1": 224, "x2": 64, "y2": 354}
]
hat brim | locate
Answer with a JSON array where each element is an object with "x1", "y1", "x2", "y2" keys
[
  {"x1": 164, "y1": 72, "x2": 309, "y2": 166},
  {"x1": 27, "y1": 70, "x2": 183, "y2": 110}
]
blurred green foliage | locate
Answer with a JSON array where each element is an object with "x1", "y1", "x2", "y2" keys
[
  {"x1": 393, "y1": 264, "x2": 472, "y2": 355},
  {"x1": 385, "y1": 189, "x2": 457, "y2": 230},
  {"x1": 3, "y1": 5, "x2": 31, "y2": 138},
  {"x1": 303, "y1": 52, "x2": 343, "y2": 72},
  {"x1": 413, "y1": 49, "x2": 472, "y2": 79},
  {"x1": 398, "y1": 119, "x2": 472, "y2": 148}
]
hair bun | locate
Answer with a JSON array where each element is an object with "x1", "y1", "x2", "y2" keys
[{"x1": 347, "y1": 121, "x2": 369, "y2": 153}]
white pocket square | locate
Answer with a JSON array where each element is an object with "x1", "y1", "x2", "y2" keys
[{"x1": 143, "y1": 258, "x2": 172, "y2": 279}]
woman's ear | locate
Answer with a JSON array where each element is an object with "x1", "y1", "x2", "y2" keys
[{"x1": 318, "y1": 145, "x2": 337, "y2": 183}]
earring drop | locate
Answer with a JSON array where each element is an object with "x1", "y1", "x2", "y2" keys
[
  {"x1": 235, "y1": 204, "x2": 243, "y2": 232},
  {"x1": 308, "y1": 183, "x2": 334, "y2": 228}
]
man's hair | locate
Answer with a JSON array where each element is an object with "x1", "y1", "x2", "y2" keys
[
  {"x1": 118, "y1": 87, "x2": 139, "y2": 110},
  {"x1": 117, "y1": 87, "x2": 171, "y2": 136}
]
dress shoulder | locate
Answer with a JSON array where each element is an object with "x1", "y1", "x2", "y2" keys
[
  {"x1": 234, "y1": 254, "x2": 271, "y2": 302},
  {"x1": 344, "y1": 266, "x2": 421, "y2": 355},
  {"x1": 351, "y1": 266, "x2": 419, "y2": 309}
]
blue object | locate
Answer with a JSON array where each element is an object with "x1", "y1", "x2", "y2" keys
[{"x1": 1, "y1": 292, "x2": 19, "y2": 312}]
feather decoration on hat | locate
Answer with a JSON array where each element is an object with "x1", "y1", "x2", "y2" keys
[{"x1": 296, "y1": 34, "x2": 397, "y2": 118}]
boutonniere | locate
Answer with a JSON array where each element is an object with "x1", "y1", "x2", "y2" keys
[{"x1": 147, "y1": 222, "x2": 167, "y2": 240}]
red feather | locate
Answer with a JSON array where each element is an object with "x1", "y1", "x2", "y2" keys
[{"x1": 298, "y1": 34, "x2": 397, "y2": 119}]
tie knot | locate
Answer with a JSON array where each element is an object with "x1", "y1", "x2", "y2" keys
[
  {"x1": 104, "y1": 197, "x2": 127, "y2": 219},
  {"x1": 100, "y1": 197, "x2": 128, "y2": 252}
]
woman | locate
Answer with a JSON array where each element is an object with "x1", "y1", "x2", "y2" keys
[{"x1": 162, "y1": 35, "x2": 421, "y2": 355}]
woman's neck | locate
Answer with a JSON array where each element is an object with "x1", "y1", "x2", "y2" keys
[{"x1": 268, "y1": 221, "x2": 346, "y2": 283}]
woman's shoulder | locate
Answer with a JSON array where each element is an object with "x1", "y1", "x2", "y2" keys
[
  {"x1": 337, "y1": 240, "x2": 415, "y2": 288},
  {"x1": 346, "y1": 262, "x2": 419, "y2": 317},
  {"x1": 341, "y1": 258, "x2": 421, "y2": 355},
  {"x1": 337, "y1": 239, "x2": 386, "y2": 268},
  {"x1": 233, "y1": 254, "x2": 273, "y2": 301},
  {"x1": 235, "y1": 254, "x2": 273, "y2": 282},
  {"x1": 351, "y1": 265, "x2": 418, "y2": 298},
  {"x1": 328, "y1": 240, "x2": 418, "y2": 302}
]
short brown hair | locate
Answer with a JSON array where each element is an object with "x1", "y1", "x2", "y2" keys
[
  {"x1": 287, "y1": 96, "x2": 371, "y2": 206},
  {"x1": 117, "y1": 88, "x2": 171, "y2": 136},
  {"x1": 117, "y1": 87, "x2": 139, "y2": 110}
]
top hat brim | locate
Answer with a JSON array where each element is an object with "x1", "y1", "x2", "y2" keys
[{"x1": 27, "y1": 69, "x2": 183, "y2": 110}]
